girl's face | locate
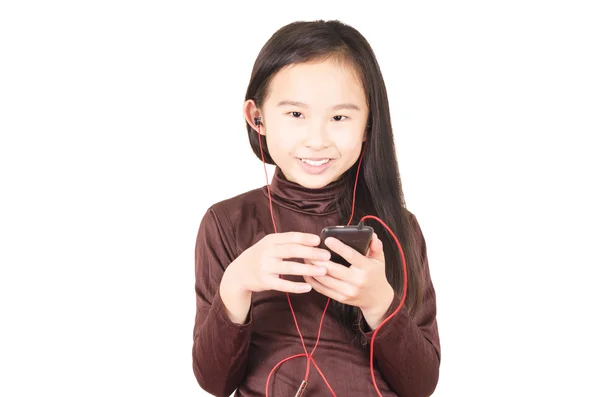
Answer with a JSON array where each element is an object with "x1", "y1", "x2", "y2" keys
[{"x1": 246, "y1": 58, "x2": 369, "y2": 189}]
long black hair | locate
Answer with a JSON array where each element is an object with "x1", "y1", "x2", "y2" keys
[{"x1": 244, "y1": 20, "x2": 425, "y2": 332}]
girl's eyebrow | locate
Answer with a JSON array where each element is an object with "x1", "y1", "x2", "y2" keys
[{"x1": 277, "y1": 100, "x2": 361, "y2": 111}]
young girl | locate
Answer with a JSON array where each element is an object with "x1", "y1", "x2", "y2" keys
[{"x1": 192, "y1": 20, "x2": 440, "y2": 397}]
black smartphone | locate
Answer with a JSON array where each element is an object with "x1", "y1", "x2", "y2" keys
[{"x1": 319, "y1": 225, "x2": 374, "y2": 267}]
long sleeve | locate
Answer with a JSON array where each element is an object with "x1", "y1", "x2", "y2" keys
[
  {"x1": 359, "y1": 213, "x2": 441, "y2": 397},
  {"x1": 192, "y1": 207, "x2": 253, "y2": 397}
]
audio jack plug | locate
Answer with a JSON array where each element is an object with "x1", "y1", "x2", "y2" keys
[{"x1": 294, "y1": 380, "x2": 308, "y2": 397}]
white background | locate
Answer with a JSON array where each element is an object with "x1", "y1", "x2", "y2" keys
[{"x1": 1, "y1": 1, "x2": 599, "y2": 396}]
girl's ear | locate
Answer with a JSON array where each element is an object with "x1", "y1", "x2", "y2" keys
[
  {"x1": 362, "y1": 124, "x2": 370, "y2": 142},
  {"x1": 243, "y1": 99, "x2": 265, "y2": 135}
]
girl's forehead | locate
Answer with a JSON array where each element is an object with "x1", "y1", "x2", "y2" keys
[{"x1": 266, "y1": 60, "x2": 367, "y2": 108}]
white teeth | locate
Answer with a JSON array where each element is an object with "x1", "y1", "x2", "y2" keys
[{"x1": 302, "y1": 158, "x2": 329, "y2": 166}]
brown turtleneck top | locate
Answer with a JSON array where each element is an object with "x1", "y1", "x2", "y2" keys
[{"x1": 192, "y1": 167, "x2": 440, "y2": 397}]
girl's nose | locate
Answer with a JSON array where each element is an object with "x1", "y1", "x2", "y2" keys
[{"x1": 302, "y1": 122, "x2": 329, "y2": 149}]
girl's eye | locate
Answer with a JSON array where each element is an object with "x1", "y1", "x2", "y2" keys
[{"x1": 287, "y1": 112, "x2": 347, "y2": 121}]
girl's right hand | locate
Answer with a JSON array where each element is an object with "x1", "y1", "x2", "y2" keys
[{"x1": 224, "y1": 232, "x2": 332, "y2": 294}]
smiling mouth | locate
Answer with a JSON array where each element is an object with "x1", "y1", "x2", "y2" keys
[{"x1": 300, "y1": 158, "x2": 330, "y2": 166}]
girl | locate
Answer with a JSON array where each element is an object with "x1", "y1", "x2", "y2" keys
[{"x1": 192, "y1": 20, "x2": 440, "y2": 397}]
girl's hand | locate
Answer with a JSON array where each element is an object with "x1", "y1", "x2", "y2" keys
[
  {"x1": 304, "y1": 233, "x2": 395, "y2": 329},
  {"x1": 220, "y1": 232, "x2": 331, "y2": 324},
  {"x1": 224, "y1": 232, "x2": 331, "y2": 295}
]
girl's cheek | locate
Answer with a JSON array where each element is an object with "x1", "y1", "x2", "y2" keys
[{"x1": 337, "y1": 137, "x2": 364, "y2": 153}]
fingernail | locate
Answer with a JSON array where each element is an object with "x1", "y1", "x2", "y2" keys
[{"x1": 301, "y1": 284, "x2": 312, "y2": 292}]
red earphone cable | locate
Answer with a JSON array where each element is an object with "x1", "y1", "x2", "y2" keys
[
  {"x1": 256, "y1": 125, "x2": 407, "y2": 397},
  {"x1": 346, "y1": 140, "x2": 365, "y2": 226},
  {"x1": 361, "y1": 214, "x2": 408, "y2": 395}
]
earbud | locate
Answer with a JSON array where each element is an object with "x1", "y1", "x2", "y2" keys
[{"x1": 254, "y1": 117, "x2": 262, "y2": 126}]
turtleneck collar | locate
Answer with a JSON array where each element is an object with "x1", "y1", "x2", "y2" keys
[{"x1": 263, "y1": 166, "x2": 349, "y2": 215}]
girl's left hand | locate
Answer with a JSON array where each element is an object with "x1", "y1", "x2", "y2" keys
[{"x1": 304, "y1": 233, "x2": 395, "y2": 329}]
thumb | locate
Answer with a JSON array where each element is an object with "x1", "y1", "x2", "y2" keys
[{"x1": 367, "y1": 233, "x2": 385, "y2": 261}]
